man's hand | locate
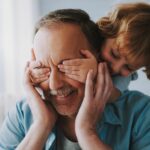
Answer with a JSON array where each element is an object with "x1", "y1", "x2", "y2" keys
[
  {"x1": 24, "y1": 61, "x2": 57, "y2": 125},
  {"x1": 17, "y1": 62, "x2": 57, "y2": 150},
  {"x1": 75, "y1": 63, "x2": 113, "y2": 150}
]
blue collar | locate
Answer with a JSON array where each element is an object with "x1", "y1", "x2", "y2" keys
[{"x1": 101, "y1": 104, "x2": 122, "y2": 126}]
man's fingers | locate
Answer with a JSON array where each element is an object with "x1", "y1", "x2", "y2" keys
[
  {"x1": 84, "y1": 69, "x2": 94, "y2": 100},
  {"x1": 31, "y1": 48, "x2": 36, "y2": 61},
  {"x1": 95, "y1": 63, "x2": 105, "y2": 100},
  {"x1": 103, "y1": 63, "x2": 113, "y2": 98}
]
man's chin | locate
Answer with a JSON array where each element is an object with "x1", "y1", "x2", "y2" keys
[
  {"x1": 54, "y1": 106, "x2": 78, "y2": 117},
  {"x1": 52, "y1": 99, "x2": 82, "y2": 118}
]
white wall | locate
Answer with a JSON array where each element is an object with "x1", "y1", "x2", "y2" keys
[{"x1": 36, "y1": 0, "x2": 150, "y2": 95}]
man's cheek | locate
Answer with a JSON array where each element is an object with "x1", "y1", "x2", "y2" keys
[{"x1": 39, "y1": 80, "x2": 49, "y2": 91}]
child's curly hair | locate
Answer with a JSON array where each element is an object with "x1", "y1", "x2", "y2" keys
[{"x1": 97, "y1": 2, "x2": 150, "y2": 79}]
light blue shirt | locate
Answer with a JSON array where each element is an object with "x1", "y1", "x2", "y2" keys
[
  {"x1": 112, "y1": 72, "x2": 138, "y2": 92},
  {"x1": 0, "y1": 90, "x2": 150, "y2": 150}
]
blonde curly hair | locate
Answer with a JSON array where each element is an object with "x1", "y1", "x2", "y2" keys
[{"x1": 97, "y1": 2, "x2": 150, "y2": 79}]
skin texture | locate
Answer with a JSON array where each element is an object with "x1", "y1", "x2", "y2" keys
[
  {"x1": 23, "y1": 22, "x2": 119, "y2": 150},
  {"x1": 55, "y1": 39, "x2": 145, "y2": 83},
  {"x1": 33, "y1": 23, "x2": 92, "y2": 117},
  {"x1": 58, "y1": 49, "x2": 98, "y2": 83},
  {"x1": 52, "y1": 38, "x2": 144, "y2": 83},
  {"x1": 100, "y1": 38, "x2": 144, "y2": 76}
]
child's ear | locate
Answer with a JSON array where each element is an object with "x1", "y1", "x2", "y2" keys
[{"x1": 31, "y1": 48, "x2": 36, "y2": 61}]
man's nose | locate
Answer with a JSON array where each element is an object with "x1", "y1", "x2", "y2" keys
[{"x1": 49, "y1": 69, "x2": 64, "y2": 90}]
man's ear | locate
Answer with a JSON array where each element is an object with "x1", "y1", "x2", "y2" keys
[{"x1": 31, "y1": 48, "x2": 36, "y2": 61}]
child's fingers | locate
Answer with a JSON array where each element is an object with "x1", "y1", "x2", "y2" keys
[
  {"x1": 65, "y1": 73, "x2": 82, "y2": 82},
  {"x1": 31, "y1": 68, "x2": 50, "y2": 78},
  {"x1": 29, "y1": 61, "x2": 42, "y2": 69},
  {"x1": 59, "y1": 68, "x2": 79, "y2": 75},
  {"x1": 30, "y1": 76, "x2": 49, "y2": 84},
  {"x1": 80, "y1": 49, "x2": 95, "y2": 58},
  {"x1": 62, "y1": 59, "x2": 82, "y2": 66},
  {"x1": 58, "y1": 64, "x2": 79, "y2": 71}
]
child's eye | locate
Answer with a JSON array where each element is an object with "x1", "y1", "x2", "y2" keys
[
  {"x1": 111, "y1": 49, "x2": 120, "y2": 59},
  {"x1": 124, "y1": 65, "x2": 134, "y2": 72}
]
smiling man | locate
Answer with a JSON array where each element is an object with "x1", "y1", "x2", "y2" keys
[
  {"x1": 0, "y1": 9, "x2": 150, "y2": 150},
  {"x1": 33, "y1": 23, "x2": 90, "y2": 117}
]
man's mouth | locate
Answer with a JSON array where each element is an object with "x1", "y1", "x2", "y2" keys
[{"x1": 50, "y1": 88, "x2": 74, "y2": 97}]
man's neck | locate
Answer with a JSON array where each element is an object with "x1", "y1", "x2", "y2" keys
[
  {"x1": 58, "y1": 116, "x2": 77, "y2": 142},
  {"x1": 109, "y1": 87, "x2": 121, "y2": 103}
]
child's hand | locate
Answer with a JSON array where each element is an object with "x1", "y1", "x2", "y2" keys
[
  {"x1": 58, "y1": 50, "x2": 97, "y2": 83},
  {"x1": 29, "y1": 61, "x2": 50, "y2": 85}
]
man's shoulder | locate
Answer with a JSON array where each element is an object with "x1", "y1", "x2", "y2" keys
[
  {"x1": 118, "y1": 90, "x2": 150, "y2": 105},
  {"x1": 116, "y1": 90, "x2": 150, "y2": 121},
  {"x1": 12, "y1": 98, "x2": 33, "y2": 131},
  {"x1": 15, "y1": 98, "x2": 31, "y2": 114}
]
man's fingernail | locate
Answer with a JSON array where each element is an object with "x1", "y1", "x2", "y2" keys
[
  {"x1": 90, "y1": 69, "x2": 94, "y2": 80},
  {"x1": 38, "y1": 62, "x2": 41, "y2": 66}
]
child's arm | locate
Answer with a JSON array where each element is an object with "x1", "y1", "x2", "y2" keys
[{"x1": 58, "y1": 50, "x2": 98, "y2": 83}]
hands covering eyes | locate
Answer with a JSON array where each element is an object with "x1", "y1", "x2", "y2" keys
[{"x1": 29, "y1": 49, "x2": 98, "y2": 85}]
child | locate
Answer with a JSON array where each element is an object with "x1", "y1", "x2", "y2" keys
[
  {"x1": 57, "y1": 2, "x2": 150, "y2": 86},
  {"x1": 29, "y1": 2, "x2": 150, "y2": 93}
]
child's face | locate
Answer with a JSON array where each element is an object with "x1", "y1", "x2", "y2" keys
[{"x1": 100, "y1": 38, "x2": 143, "y2": 76}]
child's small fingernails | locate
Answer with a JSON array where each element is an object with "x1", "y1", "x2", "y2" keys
[
  {"x1": 46, "y1": 68, "x2": 50, "y2": 71},
  {"x1": 38, "y1": 61, "x2": 41, "y2": 66},
  {"x1": 46, "y1": 71, "x2": 50, "y2": 75},
  {"x1": 58, "y1": 64, "x2": 62, "y2": 68}
]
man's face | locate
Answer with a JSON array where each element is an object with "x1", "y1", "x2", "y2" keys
[
  {"x1": 101, "y1": 39, "x2": 143, "y2": 76},
  {"x1": 33, "y1": 23, "x2": 91, "y2": 117}
]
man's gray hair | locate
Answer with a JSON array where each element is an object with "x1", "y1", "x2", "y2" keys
[{"x1": 34, "y1": 9, "x2": 104, "y2": 58}]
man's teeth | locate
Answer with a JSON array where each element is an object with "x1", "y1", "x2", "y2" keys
[{"x1": 50, "y1": 88, "x2": 73, "y2": 97}]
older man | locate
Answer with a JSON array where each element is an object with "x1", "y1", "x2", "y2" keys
[{"x1": 0, "y1": 9, "x2": 150, "y2": 150}]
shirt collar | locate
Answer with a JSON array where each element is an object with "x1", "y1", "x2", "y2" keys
[{"x1": 102, "y1": 104, "x2": 122, "y2": 125}]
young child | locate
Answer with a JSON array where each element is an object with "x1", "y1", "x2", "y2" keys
[
  {"x1": 57, "y1": 2, "x2": 150, "y2": 86},
  {"x1": 29, "y1": 2, "x2": 150, "y2": 93}
]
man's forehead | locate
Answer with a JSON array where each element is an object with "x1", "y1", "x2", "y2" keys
[{"x1": 33, "y1": 23, "x2": 91, "y2": 66}]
